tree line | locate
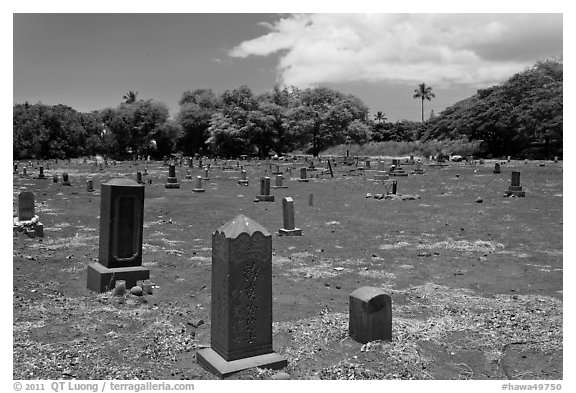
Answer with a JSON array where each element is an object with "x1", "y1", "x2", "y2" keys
[{"x1": 13, "y1": 59, "x2": 562, "y2": 160}]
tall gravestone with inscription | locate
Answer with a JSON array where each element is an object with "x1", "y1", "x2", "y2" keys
[
  {"x1": 196, "y1": 215, "x2": 287, "y2": 378},
  {"x1": 87, "y1": 179, "x2": 150, "y2": 293},
  {"x1": 165, "y1": 165, "x2": 180, "y2": 189}
]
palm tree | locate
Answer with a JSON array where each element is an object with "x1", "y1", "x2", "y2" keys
[
  {"x1": 123, "y1": 91, "x2": 139, "y2": 104},
  {"x1": 374, "y1": 110, "x2": 387, "y2": 124},
  {"x1": 413, "y1": 83, "x2": 435, "y2": 122}
]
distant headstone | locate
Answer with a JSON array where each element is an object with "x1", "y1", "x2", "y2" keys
[
  {"x1": 196, "y1": 215, "x2": 288, "y2": 378},
  {"x1": 22, "y1": 167, "x2": 27, "y2": 176},
  {"x1": 87, "y1": 179, "x2": 150, "y2": 293},
  {"x1": 272, "y1": 164, "x2": 282, "y2": 175},
  {"x1": 165, "y1": 165, "x2": 180, "y2": 189},
  {"x1": 53, "y1": 174, "x2": 58, "y2": 183},
  {"x1": 62, "y1": 172, "x2": 71, "y2": 186},
  {"x1": 202, "y1": 168, "x2": 210, "y2": 181},
  {"x1": 505, "y1": 171, "x2": 525, "y2": 197},
  {"x1": 279, "y1": 197, "x2": 302, "y2": 236},
  {"x1": 136, "y1": 172, "x2": 144, "y2": 184},
  {"x1": 185, "y1": 169, "x2": 192, "y2": 180},
  {"x1": 256, "y1": 177, "x2": 274, "y2": 202},
  {"x1": 271, "y1": 174, "x2": 287, "y2": 189},
  {"x1": 18, "y1": 191, "x2": 35, "y2": 221},
  {"x1": 193, "y1": 176, "x2": 206, "y2": 193},
  {"x1": 349, "y1": 286, "x2": 392, "y2": 344},
  {"x1": 86, "y1": 179, "x2": 94, "y2": 192},
  {"x1": 298, "y1": 167, "x2": 309, "y2": 182},
  {"x1": 493, "y1": 163, "x2": 501, "y2": 174},
  {"x1": 365, "y1": 160, "x2": 371, "y2": 168},
  {"x1": 36, "y1": 166, "x2": 47, "y2": 180},
  {"x1": 238, "y1": 170, "x2": 249, "y2": 186}
]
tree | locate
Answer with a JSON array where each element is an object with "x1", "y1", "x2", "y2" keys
[
  {"x1": 413, "y1": 83, "x2": 435, "y2": 122},
  {"x1": 122, "y1": 91, "x2": 139, "y2": 104},
  {"x1": 176, "y1": 89, "x2": 220, "y2": 155},
  {"x1": 374, "y1": 111, "x2": 387, "y2": 124}
]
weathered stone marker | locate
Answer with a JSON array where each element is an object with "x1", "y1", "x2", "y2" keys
[
  {"x1": 86, "y1": 179, "x2": 94, "y2": 192},
  {"x1": 18, "y1": 191, "x2": 35, "y2": 221},
  {"x1": 136, "y1": 171, "x2": 144, "y2": 184},
  {"x1": 53, "y1": 173, "x2": 58, "y2": 183},
  {"x1": 185, "y1": 169, "x2": 192, "y2": 180},
  {"x1": 279, "y1": 197, "x2": 302, "y2": 236},
  {"x1": 493, "y1": 163, "x2": 501, "y2": 174},
  {"x1": 87, "y1": 179, "x2": 150, "y2": 293},
  {"x1": 298, "y1": 167, "x2": 309, "y2": 182},
  {"x1": 349, "y1": 286, "x2": 392, "y2": 344},
  {"x1": 256, "y1": 177, "x2": 274, "y2": 202},
  {"x1": 62, "y1": 172, "x2": 71, "y2": 186},
  {"x1": 270, "y1": 174, "x2": 287, "y2": 189},
  {"x1": 505, "y1": 171, "x2": 526, "y2": 197},
  {"x1": 36, "y1": 166, "x2": 47, "y2": 180},
  {"x1": 196, "y1": 215, "x2": 287, "y2": 378},
  {"x1": 165, "y1": 165, "x2": 180, "y2": 189},
  {"x1": 192, "y1": 176, "x2": 206, "y2": 193},
  {"x1": 238, "y1": 170, "x2": 249, "y2": 186},
  {"x1": 202, "y1": 168, "x2": 210, "y2": 181}
]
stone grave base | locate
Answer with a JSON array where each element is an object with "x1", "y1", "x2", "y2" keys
[
  {"x1": 165, "y1": 183, "x2": 180, "y2": 189},
  {"x1": 279, "y1": 228, "x2": 302, "y2": 236},
  {"x1": 202, "y1": 177, "x2": 210, "y2": 181},
  {"x1": 196, "y1": 348, "x2": 287, "y2": 379},
  {"x1": 237, "y1": 180, "x2": 249, "y2": 186},
  {"x1": 391, "y1": 172, "x2": 408, "y2": 177},
  {"x1": 504, "y1": 190, "x2": 526, "y2": 197},
  {"x1": 87, "y1": 263, "x2": 150, "y2": 293},
  {"x1": 270, "y1": 185, "x2": 287, "y2": 189},
  {"x1": 13, "y1": 216, "x2": 44, "y2": 238},
  {"x1": 192, "y1": 188, "x2": 206, "y2": 193},
  {"x1": 63, "y1": 182, "x2": 72, "y2": 186},
  {"x1": 185, "y1": 175, "x2": 192, "y2": 179},
  {"x1": 256, "y1": 195, "x2": 275, "y2": 202},
  {"x1": 297, "y1": 179, "x2": 309, "y2": 182}
]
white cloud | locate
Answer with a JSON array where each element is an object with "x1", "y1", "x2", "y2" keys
[{"x1": 229, "y1": 13, "x2": 562, "y2": 88}]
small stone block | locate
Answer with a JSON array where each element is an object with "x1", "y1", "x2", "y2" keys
[
  {"x1": 508, "y1": 185, "x2": 524, "y2": 192},
  {"x1": 270, "y1": 185, "x2": 288, "y2": 189},
  {"x1": 34, "y1": 223, "x2": 44, "y2": 238},
  {"x1": 279, "y1": 228, "x2": 302, "y2": 236},
  {"x1": 165, "y1": 183, "x2": 180, "y2": 189},
  {"x1": 192, "y1": 188, "x2": 206, "y2": 193},
  {"x1": 349, "y1": 286, "x2": 392, "y2": 344},
  {"x1": 196, "y1": 347, "x2": 287, "y2": 379},
  {"x1": 237, "y1": 180, "x2": 249, "y2": 186},
  {"x1": 87, "y1": 263, "x2": 150, "y2": 293},
  {"x1": 256, "y1": 195, "x2": 275, "y2": 202}
]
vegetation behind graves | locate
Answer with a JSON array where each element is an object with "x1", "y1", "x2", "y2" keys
[{"x1": 13, "y1": 59, "x2": 562, "y2": 159}]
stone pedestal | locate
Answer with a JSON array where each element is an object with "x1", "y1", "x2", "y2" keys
[
  {"x1": 165, "y1": 165, "x2": 180, "y2": 189},
  {"x1": 237, "y1": 170, "x2": 249, "y2": 186},
  {"x1": 493, "y1": 163, "x2": 501, "y2": 174},
  {"x1": 298, "y1": 167, "x2": 309, "y2": 182},
  {"x1": 270, "y1": 175, "x2": 287, "y2": 189},
  {"x1": 192, "y1": 176, "x2": 206, "y2": 193},
  {"x1": 196, "y1": 215, "x2": 287, "y2": 378},
  {"x1": 505, "y1": 171, "x2": 526, "y2": 197},
  {"x1": 87, "y1": 179, "x2": 149, "y2": 293},
  {"x1": 349, "y1": 287, "x2": 392, "y2": 344},
  {"x1": 278, "y1": 197, "x2": 302, "y2": 236},
  {"x1": 256, "y1": 177, "x2": 274, "y2": 202},
  {"x1": 62, "y1": 172, "x2": 71, "y2": 186}
]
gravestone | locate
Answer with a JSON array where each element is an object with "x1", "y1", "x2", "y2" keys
[
  {"x1": 62, "y1": 172, "x2": 71, "y2": 186},
  {"x1": 256, "y1": 177, "x2": 274, "y2": 202},
  {"x1": 408, "y1": 154, "x2": 415, "y2": 165},
  {"x1": 192, "y1": 176, "x2": 206, "y2": 193},
  {"x1": 270, "y1": 174, "x2": 287, "y2": 189},
  {"x1": 390, "y1": 162, "x2": 408, "y2": 177},
  {"x1": 136, "y1": 172, "x2": 144, "y2": 184},
  {"x1": 86, "y1": 179, "x2": 94, "y2": 192},
  {"x1": 349, "y1": 286, "x2": 392, "y2": 344},
  {"x1": 298, "y1": 167, "x2": 309, "y2": 182},
  {"x1": 373, "y1": 161, "x2": 388, "y2": 181},
  {"x1": 18, "y1": 191, "x2": 35, "y2": 221},
  {"x1": 279, "y1": 197, "x2": 302, "y2": 236},
  {"x1": 53, "y1": 174, "x2": 58, "y2": 183},
  {"x1": 505, "y1": 171, "x2": 526, "y2": 197},
  {"x1": 165, "y1": 165, "x2": 180, "y2": 189},
  {"x1": 365, "y1": 160, "x2": 371, "y2": 168},
  {"x1": 202, "y1": 168, "x2": 210, "y2": 181},
  {"x1": 35, "y1": 166, "x2": 47, "y2": 180},
  {"x1": 493, "y1": 163, "x2": 501, "y2": 174},
  {"x1": 272, "y1": 164, "x2": 282, "y2": 175},
  {"x1": 196, "y1": 215, "x2": 287, "y2": 378},
  {"x1": 185, "y1": 169, "x2": 192, "y2": 180},
  {"x1": 87, "y1": 179, "x2": 150, "y2": 293},
  {"x1": 385, "y1": 180, "x2": 397, "y2": 195},
  {"x1": 413, "y1": 161, "x2": 425, "y2": 174},
  {"x1": 22, "y1": 167, "x2": 27, "y2": 176},
  {"x1": 238, "y1": 170, "x2": 249, "y2": 186}
]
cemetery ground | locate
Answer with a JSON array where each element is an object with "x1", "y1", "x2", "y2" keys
[{"x1": 13, "y1": 159, "x2": 562, "y2": 380}]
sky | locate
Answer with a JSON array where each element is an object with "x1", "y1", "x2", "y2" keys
[{"x1": 12, "y1": 11, "x2": 563, "y2": 122}]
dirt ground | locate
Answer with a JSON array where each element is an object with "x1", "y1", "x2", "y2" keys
[{"x1": 12, "y1": 157, "x2": 563, "y2": 380}]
